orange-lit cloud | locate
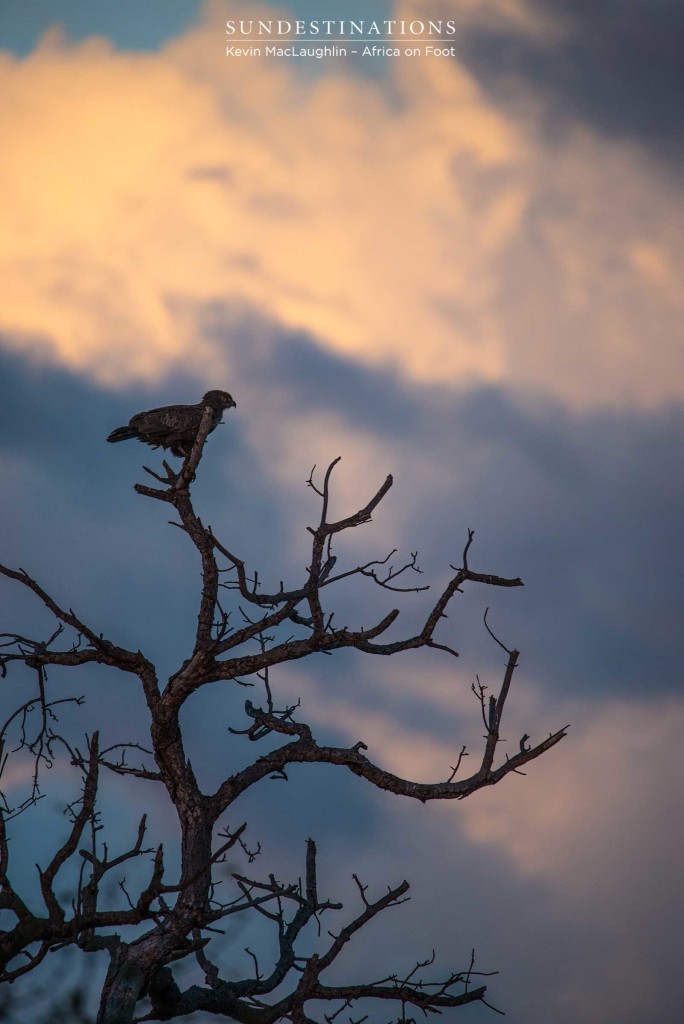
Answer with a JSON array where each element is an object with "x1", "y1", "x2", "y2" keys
[{"x1": 0, "y1": 0, "x2": 682, "y2": 407}]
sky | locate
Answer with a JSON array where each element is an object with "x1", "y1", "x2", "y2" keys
[{"x1": 0, "y1": 1, "x2": 683, "y2": 1021}]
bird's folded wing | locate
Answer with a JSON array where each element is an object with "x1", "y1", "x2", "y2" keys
[{"x1": 130, "y1": 406, "x2": 201, "y2": 435}]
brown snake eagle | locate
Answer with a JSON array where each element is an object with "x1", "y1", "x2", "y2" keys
[{"x1": 106, "y1": 390, "x2": 236, "y2": 457}]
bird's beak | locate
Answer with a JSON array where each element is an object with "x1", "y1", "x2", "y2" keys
[{"x1": 230, "y1": 397, "x2": 237, "y2": 408}]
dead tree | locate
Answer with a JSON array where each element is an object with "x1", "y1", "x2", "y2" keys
[{"x1": 0, "y1": 407, "x2": 567, "y2": 1024}]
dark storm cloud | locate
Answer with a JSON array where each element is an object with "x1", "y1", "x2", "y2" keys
[
  {"x1": 1, "y1": 339, "x2": 683, "y2": 1023},
  {"x1": 218, "y1": 317, "x2": 684, "y2": 698},
  {"x1": 306, "y1": 789, "x2": 684, "y2": 1024},
  {"x1": 0, "y1": 346, "x2": 245, "y2": 676},
  {"x1": 1, "y1": 325, "x2": 681, "y2": 715},
  {"x1": 455, "y1": 0, "x2": 684, "y2": 163},
  {"x1": 2, "y1": 327, "x2": 682, "y2": 710}
]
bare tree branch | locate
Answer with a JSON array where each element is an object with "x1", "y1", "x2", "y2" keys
[{"x1": 0, "y1": 425, "x2": 567, "y2": 1023}]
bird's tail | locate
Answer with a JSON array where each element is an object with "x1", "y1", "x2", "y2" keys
[{"x1": 106, "y1": 425, "x2": 139, "y2": 443}]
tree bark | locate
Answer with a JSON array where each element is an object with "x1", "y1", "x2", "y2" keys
[{"x1": 97, "y1": 945, "x2": 147, "y2": 1024}]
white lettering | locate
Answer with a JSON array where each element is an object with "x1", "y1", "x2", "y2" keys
[
  {"x1": 362, "y1": 45, "x2": 400, "y2": 56},
  {"x1": 425, "y1": 45, "x2": 458, "y2": 56}
]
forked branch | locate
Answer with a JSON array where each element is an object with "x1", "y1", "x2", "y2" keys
[
  {"x1": 0, "y1": 425, "x2": 567, "y2": 1023},
  {"x1": 145, "y1": 842, "x2": 490, "y2": 1023}
]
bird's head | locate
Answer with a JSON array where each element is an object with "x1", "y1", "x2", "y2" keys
[{"x1": 203, "y1": 390, "x2": 237, "y2": 410}]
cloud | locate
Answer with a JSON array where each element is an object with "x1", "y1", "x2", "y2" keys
[
  {"x1": 0, "y1": 341, "x2": 681, "y2": 1021},
  {"x1": 213, "y1": 325, "x2": 684, "y2": 698},
  {"x1": 0, "y1": 0, "x2": 682, "y2": 408},
  {"x1": 311, "y1": 660, "x2": 684, "y2": 913},
  {"x1": 441, "y1": 0, "x2": 684, "y2": 160},
  {"x1": 0, "y1": 12, "x2": 681, "y2": 1013},
  {"x1": 278, "y1": 667, "x2": 684, "y2": 1023},
  {"x1": 455, "y1": 692, "x2": 684, "y2": 1022},
  {"x1": 269, "y1": 654, "x2": 681, "y2": 928},
  {"x1": 3, "y1": 334, "x2": 682, "y2": 704}
]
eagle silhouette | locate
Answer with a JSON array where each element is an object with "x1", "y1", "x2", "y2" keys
[{"x1": 107, "y1": 390, "x2": 236, "y2": 457}]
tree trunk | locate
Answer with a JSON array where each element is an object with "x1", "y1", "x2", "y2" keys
[
  {"x1": 95, "y1": 813, "x2": 214, "y2": 1023},
  {"x1": 96, "y1": 945, "x2": 147, "y2": 1024}
]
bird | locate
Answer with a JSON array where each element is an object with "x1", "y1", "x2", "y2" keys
[{"x1": 106, "y1": 390, "x2": 236, "y2": 457}]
